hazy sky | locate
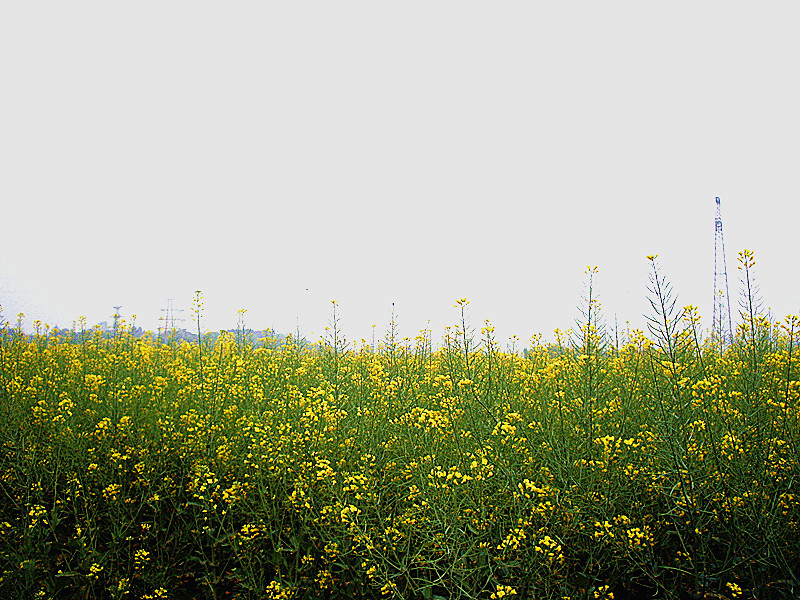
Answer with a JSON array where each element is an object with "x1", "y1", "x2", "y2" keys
[{"x1": 2, "y1": 3, "x2": 799, "y2": 346}]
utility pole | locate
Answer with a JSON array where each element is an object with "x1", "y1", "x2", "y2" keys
[{"x1": 712, "y1": 197, "x2": 733, "y2": 348}]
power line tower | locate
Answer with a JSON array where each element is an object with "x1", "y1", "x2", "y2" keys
[
  {"x1": 712, "y1": 197, "x2": 733, "y2": 348},
  {"x1": 159, "y1": 299, "x2": 185, "y2": 343},
  {"x1": 112, "y1": 306, "x2": 123, "y2": 334}
]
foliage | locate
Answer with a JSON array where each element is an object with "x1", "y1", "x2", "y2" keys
[{"x1": 0, "y1": 261, "x2": 799, "y2": 599}]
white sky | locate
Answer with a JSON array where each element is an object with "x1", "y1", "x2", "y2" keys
[{"x1": 1, "y1": 3, "x2": 799, "y2": 346}]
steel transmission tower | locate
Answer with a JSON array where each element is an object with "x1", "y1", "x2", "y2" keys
[
  {"x1": 112, "y1": 306, "x2": 123, "y2": 333},
  {"x1": 712, "y1": 197, "x2": 733, "y2": 347},
  {"x1": 159, "y1": 299, "x2": 185, "y2": 342}
]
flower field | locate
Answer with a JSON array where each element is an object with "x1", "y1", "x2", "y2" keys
[{"x1": 1, "y1": 260, "x2": 799, "y2": 599}]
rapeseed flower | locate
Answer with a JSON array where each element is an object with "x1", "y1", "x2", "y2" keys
[{"x1": 491, "y1": 585, "x2": 517, "y2": 599}]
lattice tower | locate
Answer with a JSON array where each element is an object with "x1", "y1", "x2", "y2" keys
[
  {"x1": 712, "y1": 197, "x2": 733, "y2": 347},
  {"x1": 159, "y1": 299, "x2": 185, "y2": 342},
  {"x1": 112, "y1": 306, "x2": 122, "y2": 332}
]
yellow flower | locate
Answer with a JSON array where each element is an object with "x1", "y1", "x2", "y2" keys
[
  {"x1": 27, "y1": 504, "x2": 47, "y2": 528},
  {"x1": 380, "y1": 581, "x2": 397, "y2": 596},
  {"x1": 491, "y1": 585, "x2": 518, "y2": 599},
  {"x1": 102, "y1": 483, "x2": 122, "y2": 501},
  {"x1": 726, "y1": 582, "x2": 742, "y2": 597},
  {"x1": 134, "y1": 549, "x2": 150, "y2": 568},
  {"x1": 265, "y1": 580, "x2": 292, "y2": 600},
  {"x1": 593, "y1": 585, "x2": 613, "y2": 599}
]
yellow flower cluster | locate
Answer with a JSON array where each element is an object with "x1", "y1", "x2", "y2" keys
[
  {"x1": 3, "y1": 287, "x2": 798, "y2": 599},
  {"x1": 534, "y1": 535, "x2": 564, "y2": 566},
  {"x1": 491, "y1": 584, "x2": 518, "y2": 599}
]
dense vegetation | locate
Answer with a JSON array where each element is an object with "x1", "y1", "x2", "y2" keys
[{"x1": 1, "y1": 254, "x2": 798, "y2": 599}]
